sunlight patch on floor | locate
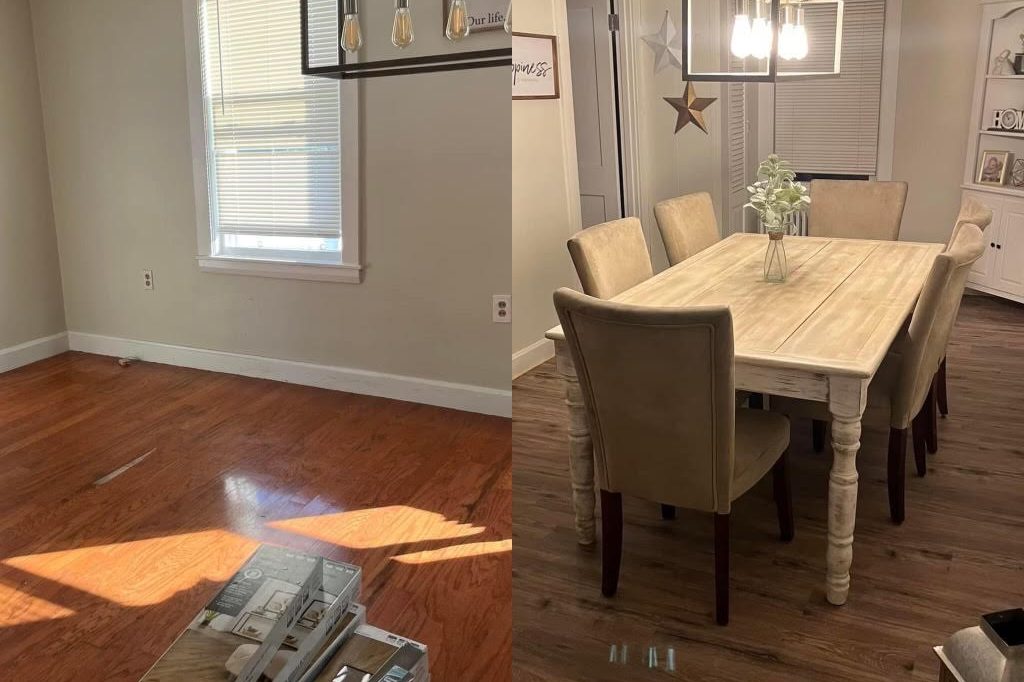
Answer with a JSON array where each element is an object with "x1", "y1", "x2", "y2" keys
[
  {"x1": 269, "y1": 506, "x2": 486, "y2": 550},
  {"x1": 392, "y1": 539, "x2": 512, "y2": 565},
  {"x1": 0, "y1": 587, "x2": 75, "y2": 626}
]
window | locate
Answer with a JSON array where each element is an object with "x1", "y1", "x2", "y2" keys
[
  {"x1": 184, "y1": 0, "x2": 361, "y2": 282},
  {"x1": 774, "y1": 0, "x2": 886, "y2": 176}
]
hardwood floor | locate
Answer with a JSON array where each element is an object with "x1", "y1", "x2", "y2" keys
[
  {"x1": 0, "y1": 352, "x2": 511, "y2": 682},
  {"x1": 512, "y1": 296, "x2": 1024, "y2": 681}
]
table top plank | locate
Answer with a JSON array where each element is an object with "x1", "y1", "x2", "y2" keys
[{"x1": 547, "y1": 233, "x2": 945, "y2": 379}]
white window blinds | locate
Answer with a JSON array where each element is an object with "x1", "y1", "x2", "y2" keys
[
  {"x1": 200, "y1": 0, "x2": 343, "y2": 263},
  {"x1": 774, "y1": 0, "x2": 886, "y2": 176}
]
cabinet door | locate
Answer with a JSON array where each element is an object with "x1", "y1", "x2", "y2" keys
[
  {"x1": 963, "y1": 192, "x2": 999, "y2": 286},
  {"x1": 993, "y1": 206, "x2": 1024, "y2": 297}
]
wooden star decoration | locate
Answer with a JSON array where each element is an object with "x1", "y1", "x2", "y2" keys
[{"x1": 664, "y1": 82, "x2": 718, "y2": 134}]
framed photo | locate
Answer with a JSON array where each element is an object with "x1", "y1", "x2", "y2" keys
[
  {"x1": 978, "y1": 150, "x2": 1011, "y2": 185},
  {"x1": 444, "y1": 0, "x2": 506, "y2": 32},
  {"x1": 512, "y1": 33, "x2": 560, "y2": 100}
]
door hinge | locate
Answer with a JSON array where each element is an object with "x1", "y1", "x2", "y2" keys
[{"x1": 608, "y1": 13, "x2": 620, "y2": 32}]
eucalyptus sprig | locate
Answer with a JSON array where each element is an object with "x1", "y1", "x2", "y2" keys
[{"x1": 745, "y1": 154, "x2": 810, "y2": 234}]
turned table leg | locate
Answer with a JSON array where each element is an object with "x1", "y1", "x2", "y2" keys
[
  {"x1": 826, "y1": 376, "x2": 868, "y2": 606},
  {"x1": 555, "y1": 339, "x2": 597, "y2": 546}
]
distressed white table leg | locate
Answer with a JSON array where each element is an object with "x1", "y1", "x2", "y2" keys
[
  {"x1": 826, "y1": 375, "x2": 869, "y2": 606},
  {"x1": 554, "y1": 339, "x2": 596, "y2": 546}
]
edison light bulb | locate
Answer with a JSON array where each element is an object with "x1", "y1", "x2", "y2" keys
[
  {"x1": 793, "y1": 7, "x2": 809, "y2": 59},
  {"x1": 392, "y1": 0, "x2": 415, "y2": 48},
  {"x1": 750, "y1": 16, "x2": 772, "y2": 60},
  {"x1": 340, "y1": 0, "x2": 363, "y2": 54},
  {"x1": 446, "y1": 0, "x2": 471, "y2": 41},
  {"x1": 504, "y1": 0, "x2": 512, "y2": 34},
  {"x1": 730, "y1": 13, "x2": 752, "y2": 59},
  {"x1": 778, "y1": 5, "x2": 796, "y2": 60}
]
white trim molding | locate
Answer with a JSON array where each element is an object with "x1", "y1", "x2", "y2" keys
[
  {"x1": 67, "y1": 332, "x2": 511, "y2": 418},
  {"x1": 196, "y1": 256, "x2": 363, "y2": 283},
  {"x1": 0, "y1": 332, "x2": 69, "y2": 374},
  {"x1": 513, "y1": 338, "x2": 554, "y2": 379}
]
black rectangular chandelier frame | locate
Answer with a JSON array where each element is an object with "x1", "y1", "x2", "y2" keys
[{"x1": 300, "y1": 0, "x2": 512, "y2": 79}]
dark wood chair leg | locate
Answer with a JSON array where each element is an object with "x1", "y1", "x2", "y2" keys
[
  {"x1": 926, "y1": 381, "x2": 939, "y2": 455},
  {"x1": 937, "y1": 357, "x2": 949, "y2": 417},
  {"x1": 887, "y1": 428, "x2": 907, "y2": 525},
  {"x1": 748, "y1": 393, "x2": 764, "y2": 409},
  {"x1": 772, "y1": 451, "x2": 794, "y2": 542},
  {"x1": 661, "y1": 504, "x2": 676, "y2": 520},
  {"x1": 911, "y1": 413, "x2": 927, "y2": 478},
  {"x1": 600, "y1": 490, "x2": 623, "y2": 598},
  {"x1": 714, "y1": 513, "x2": 730, "y2": 626},
  {"x1": 811, "y1": 420, "x2": 827, "y2": 453}
]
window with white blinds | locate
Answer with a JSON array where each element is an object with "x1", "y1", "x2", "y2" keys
[
  {"x1": 199, "y1": 0, "x2": 344, "y2": 265},
  {"x1": 774, "y1": 0, "x2": 886, "y2": 176}
]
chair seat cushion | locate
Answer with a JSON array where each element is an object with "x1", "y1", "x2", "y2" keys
[{"x1": 732, "y1": 408, "x2": 790, "y2": 500}]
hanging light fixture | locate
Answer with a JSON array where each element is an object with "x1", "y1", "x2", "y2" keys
[
  {"x1": 685, "y1": 0, "x2": 843, "y2": 82},
  {"x1": 446, "y1": 0, "x2": 471, "y2": 41},
  {"x1": 340, "y1": 0, "x2": 363, "y2": 54},
  {"x1": 504, "y1": 0, "x2": 512, "y2": 34},
  {"x1": 392, "y1": 0, "x2": 415, "y2": 48}
]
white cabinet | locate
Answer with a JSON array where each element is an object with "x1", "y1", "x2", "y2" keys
[{"x1": 961, "y1": 190, "x2": 1024, "y2": 304}]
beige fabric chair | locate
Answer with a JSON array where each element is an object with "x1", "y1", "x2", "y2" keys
[
  {"x1": 654, "y1": 192, "x2": 721, "y2": 266},
  {"x1": 771, "y1": 224, "x2": 986, "y2": 524},
  {"x1": 808, "y1": 180, "x2": 909, "y2": 241},
  {"x1": 553, "y1": 288, "x2": 792, "y2": 625},
  {"x1": 936, "y1": 196, "x2": 994, "y2": 418},
  {"x1": 567, "y1": 217, "x2": 654, "y2": 299}
]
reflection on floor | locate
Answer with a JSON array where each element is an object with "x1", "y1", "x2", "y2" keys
[
  {"x1": 513, "y1": 295, "x2": 1024, "y2": 682},
  {"x1": 0, "y1": 352, "x2": 511, "y2": 682}
]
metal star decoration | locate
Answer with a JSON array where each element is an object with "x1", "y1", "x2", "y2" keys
[
  {"x1": 664, "y1": 82, "x2": 718, "y2": 134},
  {"x1": 641, "y1": 10, "x2": 683, "y2": 73}
]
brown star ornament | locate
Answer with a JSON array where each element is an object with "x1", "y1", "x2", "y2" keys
[{"x1": 664, "y1": 82, "x2": 718, "y2": 134}]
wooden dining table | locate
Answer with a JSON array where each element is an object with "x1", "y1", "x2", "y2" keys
[{"x1": 545, "y1": 232, "x2": 945, "y2": 606}]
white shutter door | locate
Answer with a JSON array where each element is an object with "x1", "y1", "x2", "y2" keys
[
  {"x1": 201, "y1": 0, "x2": 343, "y2": 253},
  {"x1": 728, "y1": 83, "x2": 746, "y2": 195},
  {"x1": 774, "y1": 0, "x2": 885, "y2": 176}
]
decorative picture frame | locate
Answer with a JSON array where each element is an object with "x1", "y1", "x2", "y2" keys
[
  {"x1": 978, "y1": 150, "x2": 1011, "y2": 186},
  {"x1": 512, "y1": 33, "x2": 560, "y2": 100},
  {"x1": 443, "y1": 0, "x2": 506, "y2": 33}
]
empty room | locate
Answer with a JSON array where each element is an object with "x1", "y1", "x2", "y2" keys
[
  {"x1": 0, "y1": 0, "x2": 510, "y2": 680},
  {"x1": 513, "y1": 0, "x2": 1024, "y2": 679}
]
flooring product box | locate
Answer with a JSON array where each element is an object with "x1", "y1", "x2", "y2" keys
[
  {"x1": 141, "y1": 545, "x2": 362, "y2": 682},
  {"x1": 303, "y1": 624, "x2": 429, "y2": 682}
]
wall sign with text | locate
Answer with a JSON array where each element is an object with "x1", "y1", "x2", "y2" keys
[{"x1": 512, "y1": 33, "x2": 559, "y2": 100}]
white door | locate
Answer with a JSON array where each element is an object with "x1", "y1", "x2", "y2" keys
[
  {"x1": 567, "y1": 0, "x2": 622, "y2": 228},
  {"x1": 964, "y1": 192, "x2": 999, "y2": 287},
  {"x1": 993, "y1": 206, "x2": 1024, "y2": 297}
]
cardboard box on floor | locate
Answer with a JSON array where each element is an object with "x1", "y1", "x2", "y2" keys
[{"x1": 140, "y1": 545, "x2": 428, "y2": 682}]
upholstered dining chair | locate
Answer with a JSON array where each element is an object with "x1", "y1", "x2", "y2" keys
[
  {"x1": 935, "y1": 197, "x2": 995, "y2": 419},
  {"x1": 567, "y1": 217, "x2": 654, "y2": 299},
  {"x1": 654, "y1": 192, "x2": 722, "y2": 266},
  {"x1": 553, "y1": 289, "x2": 793, "y2": 626},
  {"x1": 807, "y1": 180, "x2": 909, "y2": 241},
  {"x1": 771, "y1": 224, "x2": 986, "y2": 525}
]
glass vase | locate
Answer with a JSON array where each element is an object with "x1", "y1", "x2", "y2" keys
[{"x1": 764, "y1": 231, "x2": 788, "y2": 282}]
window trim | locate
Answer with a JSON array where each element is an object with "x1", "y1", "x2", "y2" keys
[{"x1": 182, "y1": 0, "x2": 363, "y2": 284}]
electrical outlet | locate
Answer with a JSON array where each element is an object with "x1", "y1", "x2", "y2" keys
[
  {"x1": 493, "y1": 295, "x2": 511, "y2": 324},
  {"x1": 142, "y1": 269, "x2": 154, "y2": 291}
]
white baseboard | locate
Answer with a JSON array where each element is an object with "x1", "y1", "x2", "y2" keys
[
  {"x1": 67, "y1": 332, "x2": 511, "y2": 418},
  {"x1": 513, "y1": 338, "x2": 555, "y2": 380},
  {"x1": 0, "y1": 332, "x2": 69, "y2": 374}
]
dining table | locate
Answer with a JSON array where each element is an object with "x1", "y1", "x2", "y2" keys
[{"x1": 545, "y1": 232, "x2": 945, "y2": 606}]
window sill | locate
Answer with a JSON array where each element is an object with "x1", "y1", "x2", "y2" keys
[{"x1": 197, "y1": 256, "x2": 363, "y2": 284}]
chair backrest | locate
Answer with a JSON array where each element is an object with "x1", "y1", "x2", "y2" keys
[
  {"x1": 890, "y1": 223, "x2": 986, "y2": 428},
  {"x1": 553, "y1": 288, "x2": 736, "y2": 514},
  {"x1": 567, "y1": 217, "x2": 654, "y2": 299},
  {"x1": 654, "y1": 192, "x2": 721, "y2": 266},
  {"x1": 808, "y1": 180, "x2": 909, "y2": 241},
  {"x1": 947, "y1": 196, "x2": 994, "y2": 251}
]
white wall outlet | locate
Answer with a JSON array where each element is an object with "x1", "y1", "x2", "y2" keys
[
  {"x1": 493, "y1": 295, "x2": 511, "y2": 323},
  {"x1": 142, "y1": 269, "x2": 154, "y2": 291}
]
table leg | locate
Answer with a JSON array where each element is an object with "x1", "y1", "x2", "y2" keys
[
  {"x1": 554, "y1": 339, "x2": 596, "y2": 546},
  {"x1": 826, "y1": 376, "x2": 868, "y2": 605}
]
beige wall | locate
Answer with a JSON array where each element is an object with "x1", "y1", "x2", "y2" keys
[
  {"x1": 0, "y1": 0, "x2": 65, "y2": 349},
  {"x1": 892, "y1": 0, "x2": 981, "y2": 243},
  {"x1": 512, "y1": 0, "x2": 581, "y2": 357},
  {"x1": 29, "y1": 0, "x2": 510, "y2": 392}
]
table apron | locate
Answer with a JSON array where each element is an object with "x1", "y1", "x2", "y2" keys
[{"x1": 736, "y1": 362, "x2": 830, "y2": 402}]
